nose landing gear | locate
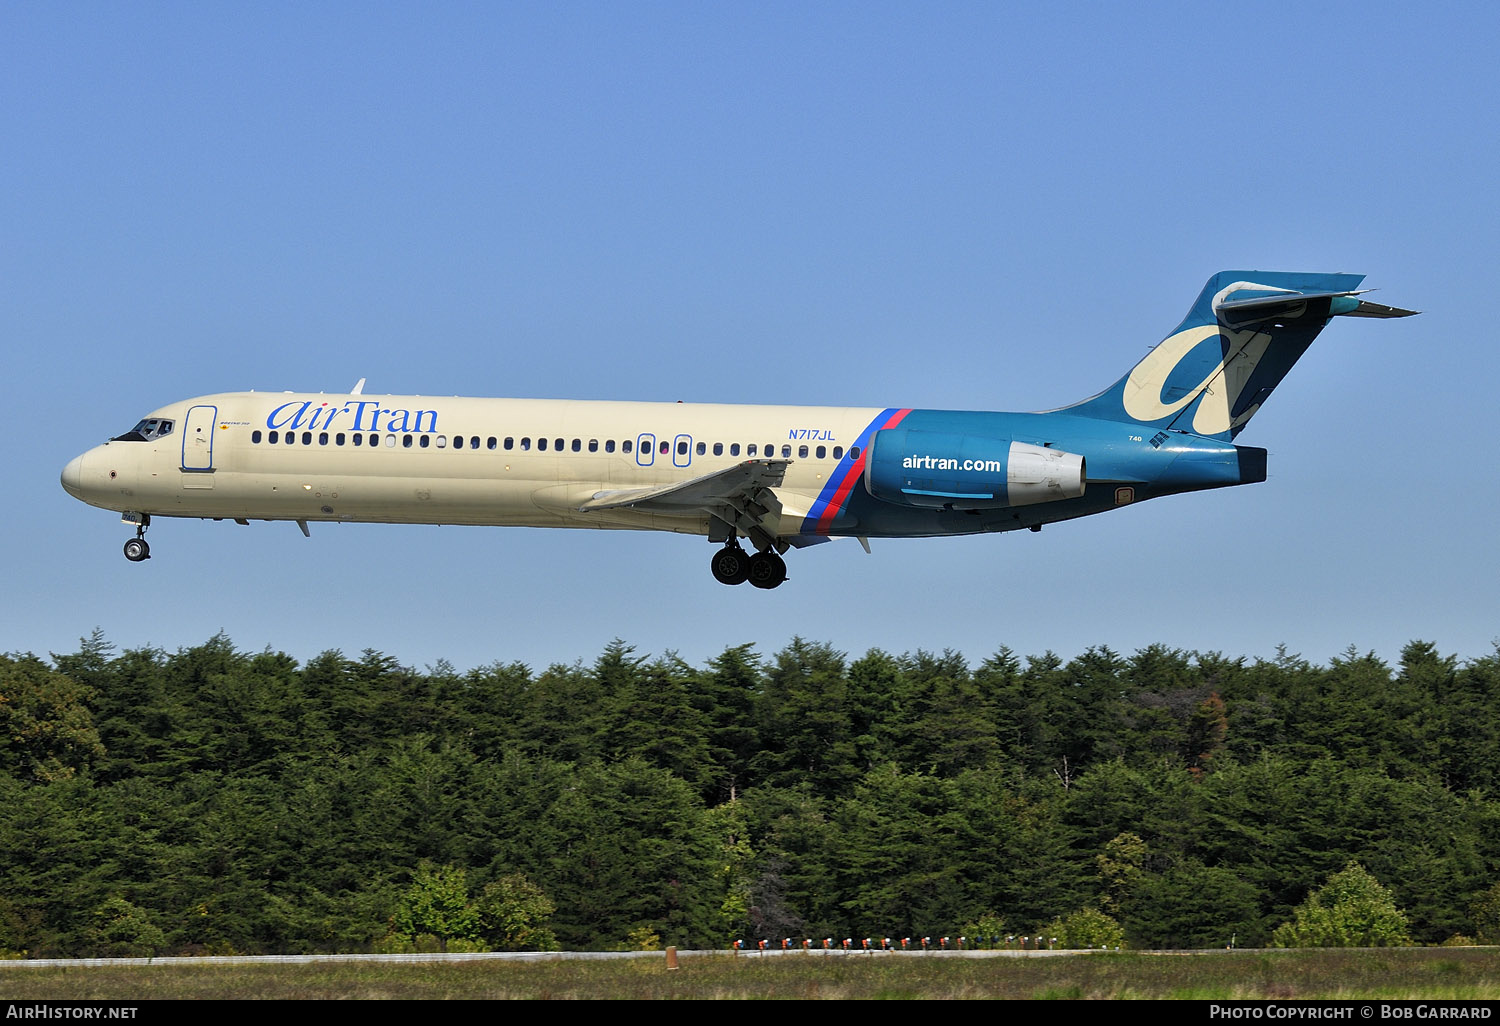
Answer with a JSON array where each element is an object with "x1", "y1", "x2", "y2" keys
[{"x1": 122, "y1": 515, "x2": 151, "y2": 562}]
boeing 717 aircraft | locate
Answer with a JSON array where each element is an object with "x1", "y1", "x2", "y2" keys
[{"x1": 61, "y1": 271, "x2": 1413, "y2": 588}]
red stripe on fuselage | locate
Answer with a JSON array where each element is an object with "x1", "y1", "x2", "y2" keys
[{"x1": 814, "y1": 408, "x2": 911, "y2": 534}]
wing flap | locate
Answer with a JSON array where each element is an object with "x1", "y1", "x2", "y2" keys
[
  {"x1": 577, "y1": 458, "x2": 790, "y2": 512},
  {"x1": 579, "y1": 458, "x2": 792, "y2": 551}
]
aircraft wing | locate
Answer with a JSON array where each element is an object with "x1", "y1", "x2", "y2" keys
[{"x1": 578, "y1": 458, "x2": 791, "y2": 550}]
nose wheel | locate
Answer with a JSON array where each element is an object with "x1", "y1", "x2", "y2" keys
[{"x1": 123, "y1": 518, "x2": 151, "y2": 562}]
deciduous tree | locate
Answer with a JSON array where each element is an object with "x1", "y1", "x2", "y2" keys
[{"x1": 1271, "y1": 862, "x2": 1412, "y2": 947}]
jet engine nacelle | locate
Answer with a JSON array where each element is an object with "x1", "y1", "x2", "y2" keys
[{"x1": 863, "y1": 428, "x2": 1086, "y2": 508}]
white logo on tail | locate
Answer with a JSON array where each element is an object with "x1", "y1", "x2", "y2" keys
[{"x1": 1121, "y1": 281, "x2": 1288, "y2": 435}]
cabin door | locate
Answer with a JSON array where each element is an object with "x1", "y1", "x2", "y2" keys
[{"x1": 181, "y1": 405, "x2": 218, "y2": 472}]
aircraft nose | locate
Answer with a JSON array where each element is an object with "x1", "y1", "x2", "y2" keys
[{"x1": 61, "y1": 454, "x2": 85, "y2": 498}]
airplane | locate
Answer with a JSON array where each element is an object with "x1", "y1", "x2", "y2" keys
[{"x1": 61, "y1": 271, "x2": 1414, "y2": 589}]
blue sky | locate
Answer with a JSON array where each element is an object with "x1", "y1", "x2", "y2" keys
[{"x1": 6, "y1": 3, "x2": 1495, "y2": 674}]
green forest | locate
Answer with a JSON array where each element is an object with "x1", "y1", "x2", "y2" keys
[{"x1": 2, "y1": 631, "x2": 1498, "y2": 956}]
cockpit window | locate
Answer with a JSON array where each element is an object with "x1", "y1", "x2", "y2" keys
[{"x1": 112, "y1": 418, "x2": 174, "y2": 442}]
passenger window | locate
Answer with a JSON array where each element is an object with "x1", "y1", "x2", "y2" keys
[
  {"x1": 488, "y1": 437, "x2": 497, "y2": 450},
  {"x1": 352, "y1": 433, "x2": 361, "y2": 447},
  {"x1": 712, "y1": 442, "x2": 723, "y2": 456},
  {"x1": 833, "y1": 446, "x2": 843, "y2": 459},
  {"x1": 436, "y1": 435, "x2": 446, "y2": 448},
  {"x1": 538, "y1": 438, "x2": 548, "y2": 451},
  {"x1": 730, "y1": 443, "x2": 740, "y2": 456},
  {"x1": 504, "y1": 437, "x2": 514, "y2": 450},
  {"x1": 677, "y1": 441, "x2": 688, "y2": 456},
  {"x1": 747, "y1": 444, "x2": 757, "y2": 456},
  {"x1": 815, "y1": 445, "x2": 826, "y2": 459},
  {"x1": 419, "y1": 436, "x2": 430, "y2": 448},
  {"x1": 521, "y1": 437, "x2": 532, "y2": 451},
  {"x1": 369, "y1": 434, "x2": 379, "y2": 446},
  {"x1": 798, "y1": 445, "x2": 808, "y2": 458},
  {"x1": 336, "y1": 433, "x2": 346, "y2": 446},
  {"x1": 622, "y1": 439, "x2": 632, "y2": 453},
  {"x1": 696, "y1": 442, "x2": 706, "y2": 455},
  {"x1": 572, "y1": 438, "x2": 581, "y2": 452},
  {"x1": 454, "y1": 436, "x2": 464, "y2": 450},
  {"x1": 472, "y1": 437, "x2": 481, "y2": 449},
  {"x1": 556, "y1": 438, "x2": 564, "y2": 451},
  {"x1": 588, "y1": 439, "x2": 598, "y2": 452},
  {"x1": 285, "y1": 432, "x2": 295, "y2": 445},
  {"x1": 659, "y1": 441, "x2": 669, "y2": 455},
  {"x1": 403, "y1": 435, "x2": 414, "y2": 448},
  {"x1": 319, "y1": 432, "x2": 329, "y2": 446},
  {"x1": 850, "y1": 445, "x2": 861, "y2": 459},
  {"x1": 252, "y1": 430, "x2": 263, "y2": 443},
  {"x1": 302, "y1": 432, "x2": 313, "y2": 445},
  {"x1": 385, "y1": 435, "x2": 396, "y2": 448},
  {"x1": 605, "y1": 439, "x2": 616, "y2": 453}
]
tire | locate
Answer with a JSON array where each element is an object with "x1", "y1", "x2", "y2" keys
[
  {"x1": 747, "y1": 551, "x2": 787, "y2": 589},
  {"x1": 711, "y1": 546, "x2": 750, "y2": 585},
  {"x1": 123, "y1": 538, "x2": 150, "y2": 562}
]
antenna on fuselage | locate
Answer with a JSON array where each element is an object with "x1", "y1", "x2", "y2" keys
[{"x1": 350, "y1": 378, "x2": 366, "y2": 395}]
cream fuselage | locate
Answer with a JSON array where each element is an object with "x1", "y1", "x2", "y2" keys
[{"x1": 62, "y1": 391, "x2": 887, "y2": 539}]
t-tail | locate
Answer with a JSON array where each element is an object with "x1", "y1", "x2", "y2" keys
[{"x1": 1065, "y1": 271, "x2": 1417, "y2": 441}]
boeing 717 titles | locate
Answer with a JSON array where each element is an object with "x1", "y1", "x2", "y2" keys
[{"x1": 61, "y1": 271, "x2": 1414, "y2": 588}]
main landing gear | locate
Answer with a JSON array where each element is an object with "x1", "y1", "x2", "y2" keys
[
  {"x1": 710, "y1": 538, "x2": 787, "y2": 589},
  {"x1": 122, "y1": 515, "x2": 151, "y2": 562}
]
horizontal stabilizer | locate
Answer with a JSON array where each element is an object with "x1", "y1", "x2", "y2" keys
[
  {"x1": 1216, "y1": 288, "x2": 1419, "y2": 325},
  {"x1": 1341, "y1": 298, "x2": 1420, "y2": 318}
]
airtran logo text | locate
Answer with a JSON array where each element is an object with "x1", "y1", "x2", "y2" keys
[
  {"x1": 267, "y1": 400, "x2": 438, "y2": 434},
  {"x1": 903, "y1": 455, "x2": 1004, "y2": 473}
]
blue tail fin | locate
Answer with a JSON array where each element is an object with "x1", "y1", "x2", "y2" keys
[{"x1": 1064, "y1": 271, "x2": 1415, "y2": 440}]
